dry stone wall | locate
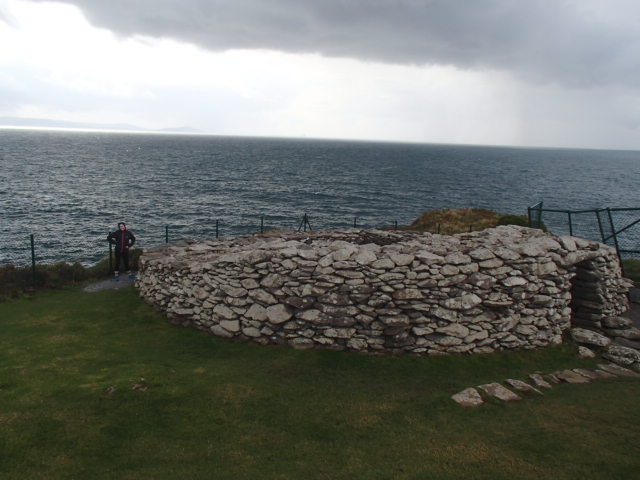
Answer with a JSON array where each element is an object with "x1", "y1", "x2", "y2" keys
[{"x1": 136, "y1": 226, "x2": 631, "y2": 355}]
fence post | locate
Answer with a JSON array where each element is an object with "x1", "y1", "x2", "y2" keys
[
  {"x1": 567, "y1": 212, "x2": 573, "y2": 237},
  {"x1": 30, "y1": 234, "x2": 36, "y2": 290},
  {"x1": 606, "y1": 208, "x2": 622, "y2": 261},
  {"x1": 261, "y1": 216, "x2": 264, "y2": 234},
  {"x1": 165, "y1": 225, "x2": 169, "y2": 244},
  {"x1": 354, "y1": 217, "x2": 357, "y2": 228},
  {"x1": 216, "y1": 220, "x2": 219, "y2": 239},
  {"x1": 394, "y1": 220, "x2": 398, "y2": 231}
]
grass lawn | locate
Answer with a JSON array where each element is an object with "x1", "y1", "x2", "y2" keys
[{"x1": 1, "y1": 286, "x2": 639, "y2": 479}]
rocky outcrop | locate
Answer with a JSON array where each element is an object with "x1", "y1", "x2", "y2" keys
[{"x1": 136, "y1": 226, "x2": 631, "y2": 356}]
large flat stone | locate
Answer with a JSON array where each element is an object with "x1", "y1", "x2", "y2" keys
[
  {"x1": 452, "y1": 388, "x2": 484, "y2": 407},
  {"x1": 554, "y1": 370, "x2": 590, "y2": 384},
  {"x1": 478, "y1": 383, "x2": 522, "y2": 402}
]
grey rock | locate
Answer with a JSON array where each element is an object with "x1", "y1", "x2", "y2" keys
[
  {"x1": 502, "y1": 277, "x2": 527, "y2": 287},
  {"x1": 436, "y1": 323, "x2": 470, "y2": 338},
  {"x1": 569, "y1": 328, "x2": 612, "y2": 347},
  {"x1": 213, "y1": 304, "x2": 237, "y2": 320},
  {"x1": 603, "y1": 344, "x2": 640, "y2": 366},
  {"x1": 249, "y1": 289, "x2": 278, "y2": 305},
  {"x1": 577, "y1": 346, "x2": 597, "y2": 358},
  {"x1": 504, "y1": 379, "x2": 543, "y2": 394},
  {"x1": 604, "y1": 327, "x2": 640, "y2": 340},
  {"x1": 443, "y1": 293, "x2": 482, "y2": 310},
  {"x1": 597, "y1": 363, "x2": 640, "y2": 377},
  {"x1": 478, "y1": 383, "x2": 522, "y2": 402},
  {"x1": 210, "y1": 325, "x2": 234, "y2": 338},
  {"x1": 554, "y1": 370, "x2": 590, "y2": 384},
  {"x1": 245, "y1": 303, "x2": 267, "y2": 321},
  {"x1": 242, "y1": 326, "x2": 262, "y2": 338},
  {"x1": 528, "y1": 374, "x2": 553, "y2": 389},
  {"x1": 220, "y1": 320, "x2": 240, "y2": 332},
  {"x1": 452, "y1": 388, "x2": 484, "y2": 407},
  {"x1": 266, "y1": 304, "x2": 293, "y2": 324},
  {"x1": 390, "y1": 253, "x2": 415, "y2": 266},
  {"x1": 571, "y1": 369, "x2": 603, "y2": 381},
  {"x1": 602, "y1": 316, "x2": 633, "y2": 329}
]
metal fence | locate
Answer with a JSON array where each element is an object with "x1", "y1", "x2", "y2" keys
[
  {"x1": 1, "y1": 213, "x2": 407, "y2": 284},
  {"x1": 528, "y1": 201, "x2": 640, "y2": 258},
  {"x1": 7, "y1": 204, "x2": 638, "y2": 291}
]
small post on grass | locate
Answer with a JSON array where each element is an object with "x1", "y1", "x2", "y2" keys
[{"x1": 30, "y1": 234, "x2": 36, "y2": 290}]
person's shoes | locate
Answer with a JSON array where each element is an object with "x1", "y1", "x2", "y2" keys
[{"x1": 114, "y1": 275, "x2": 120, "y2": 282}]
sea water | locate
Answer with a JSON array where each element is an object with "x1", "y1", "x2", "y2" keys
[{"x1": 1, "y1": 129, "x2": 639, "y2": 264}]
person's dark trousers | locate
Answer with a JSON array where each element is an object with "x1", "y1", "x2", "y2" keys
[{"x1": 114, "y1": 250, "x2": 130, "y2": 272}]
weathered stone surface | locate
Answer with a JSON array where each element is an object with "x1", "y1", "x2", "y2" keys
[
  {"x1": 555, "y1": 370, "x2": 590, "y2": 384},
  {"x1": 478, "y1": 383, "x2": 522, "y2": 402},
  {"x1": 392, "y1": 289, "x2": 423, "y2": 300},
  {"x1": 528, "y1": 373, "x2": 553, "y2": 389},
  {"x1": 220, "y1": 320, "x2": 240, "y2": 332},
  {"x1": 249, "y1": 289, "x2": 278, "y2": 305},
  {"x1": 597, "y1": 363, "x2": 640, "y2": 377},
  {"x1": 570, "y1": 328, "x2": 612, "y2": 347},
  {"x1": 452, "y1": 388, "x2": 484, "y2": 407},
  {"x1": 571, "y1": 369, "x2": 602, "y2": 380},
  {"x1": 436, "y1": 323, "x2": 470, "y2": 338},
  {"x1": 603, "y1": 344, "x2": 640, "y2": 366},
  {"x1": 502, "y1": 277, "x2": 527, "y2": 287},
  {"x1": 242, "y1": 326, "x2": 262, "y2": 337},
  {"x1": 443, "y1": 293, "x2": 482, "y2": 311},
  {"x1": 266, "y1": 304, "x2": 293, "y2": 324},
  {"x1": 577, "y1": 346, "x2": 597, "y2": 358},
  {"x1": 210, "y1": 325, "x2": 233, "y2": 338},
  {"x1": 245, "y1": 303, "x2": 267, "y2": 321},
  {"x1": 504, "y1": 379, "x2": 542, "y2": 394},
  {"x1": 213, "y1": 304, "x2": 236, "y2": 320},
  {"x1": 604, "y1": 327, "x2": 640, "y2": 340}
]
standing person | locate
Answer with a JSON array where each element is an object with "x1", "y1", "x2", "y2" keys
[{"x1": 107, "y1": 222, "x2": 136, "y2": 281}]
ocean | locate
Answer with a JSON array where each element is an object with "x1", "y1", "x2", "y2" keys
[{"x1": 1, "y1": 129, "x2": 639, "y2": 265}]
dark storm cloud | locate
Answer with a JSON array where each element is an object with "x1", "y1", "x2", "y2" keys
[{"x1": 29, "y1": 0, "x2": 640, "y2": 86}]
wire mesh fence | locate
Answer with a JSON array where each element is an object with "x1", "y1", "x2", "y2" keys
[
  {"x1": 1, "y1": 213, "x2": 406, "y2": 270},
  {"x1": 528, "y1": 202, "x2": 640, "y2": 259},
  {"x1": 4, "y1": 205, "x2": 638, "y2": 293}
]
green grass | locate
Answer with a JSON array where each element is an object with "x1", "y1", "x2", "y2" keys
[
  {"x1": 1, "y1": 287, "x2": 639, "y2": 479},
  {"x1": 407, "y1": 208, "x2": 531, "y2": 235},
  {"x1": 622, "y1": 258, "x2": 640, "y2": 284}
]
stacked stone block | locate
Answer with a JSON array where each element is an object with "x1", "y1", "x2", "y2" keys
[{"x1": 136, "y1": 226, "x2": 631, "y2": 355}]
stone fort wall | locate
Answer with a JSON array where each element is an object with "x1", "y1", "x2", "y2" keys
[{"x1": 136, "y1": 226, "x2": 631, "y2": 355}]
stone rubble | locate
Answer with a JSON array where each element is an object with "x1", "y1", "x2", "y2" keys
[
  {"x1": 452, "y1": 363, "x2": 639, "y2": 407},
  {"x1": 136, "y1": 225, "x2": 632, "y2": 359}
]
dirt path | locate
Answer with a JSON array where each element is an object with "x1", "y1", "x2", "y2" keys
[{"x1": 83, "y1": 274, "x2": 137, "y2": 292}]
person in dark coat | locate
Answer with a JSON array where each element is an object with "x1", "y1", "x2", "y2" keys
[{"x1": 107, "y1": 222, "x2": 136, "y2": 280}]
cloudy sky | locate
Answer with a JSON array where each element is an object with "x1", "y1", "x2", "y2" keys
[{"x1": 1, "y1": 0, "x2": 639, "y2": 149}]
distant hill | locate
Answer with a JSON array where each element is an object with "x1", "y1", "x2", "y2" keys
[{"x1": 0, "y1": 116, "x2": 199, "y2": 134}]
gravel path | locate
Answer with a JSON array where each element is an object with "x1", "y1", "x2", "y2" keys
[{"x1": 83, "y1": 274, "x2": 137, "y2": 292}]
